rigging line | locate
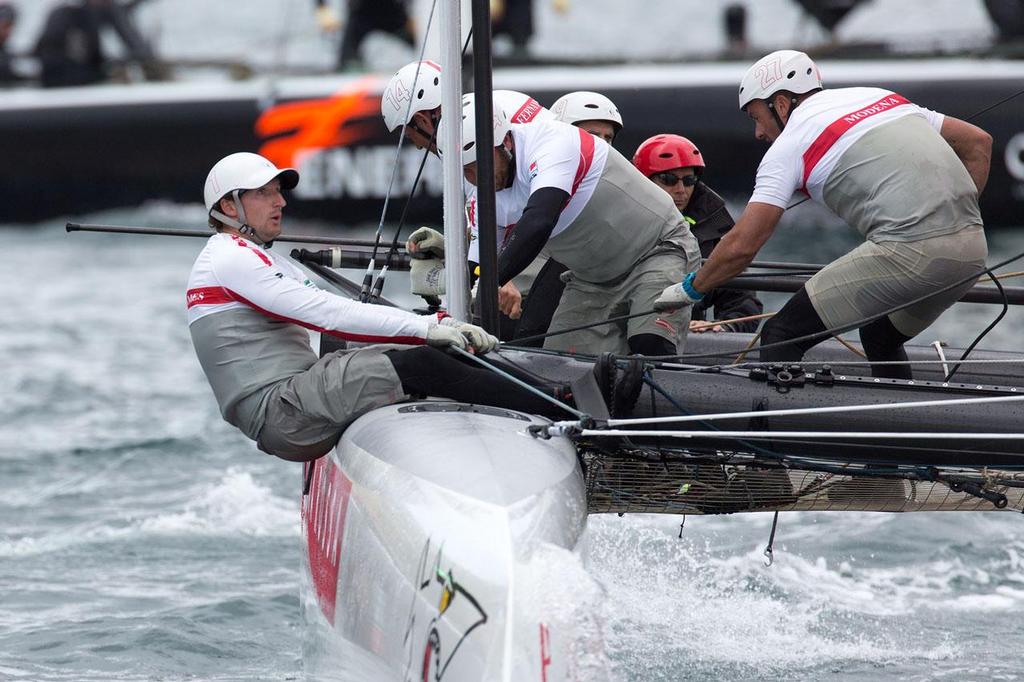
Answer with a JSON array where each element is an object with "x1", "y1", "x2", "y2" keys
[
  {"x1": 557, "y1": 393, "x2": 1024, "y2": 429},
  {"x1": 448, "y1": 347, "x2": 584, "y2": 418},
  {"x1": 370, "y1": 28, "x2": 476, "y2": 303},
  {"x1": 727, "y1": 357, "x2": 1024, "y2": 367},
  {"x1": 640, "y1": 372, "x2": 785, "y2": 460},
  {"x1": 945, "y1": 270, "x2": 1009, "y2": 381},
  {"x1": 576, "y1": 429, "x2": 1024, "y2": 441},
  {"x1": 361, "y1": 0, "x2": 439, "y2": 302}
]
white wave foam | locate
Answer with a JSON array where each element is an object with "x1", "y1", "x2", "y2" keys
[
  {"x1": 583, "y1": 515, "x2": 970, "y2": 674},
  {"x1": 139, "y1": 468, "x2": 299, "y2": 537}
]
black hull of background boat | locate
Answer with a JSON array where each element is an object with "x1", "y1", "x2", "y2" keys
[{"x1": 4, "y1": 61, "x2": 1024, "y2": 226}]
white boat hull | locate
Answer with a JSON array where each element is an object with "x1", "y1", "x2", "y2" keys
[{"x1": 301, "y1": 401, "x2": 593, "y2": 681}]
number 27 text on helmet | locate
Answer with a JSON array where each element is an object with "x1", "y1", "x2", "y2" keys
[{"x1": 738, "y1": 50, "x2": 823, "y2": 111}]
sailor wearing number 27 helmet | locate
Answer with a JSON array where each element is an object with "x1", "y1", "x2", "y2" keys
[{"x1": 655, "y1": 49, "x2": 992, "y2": 380}]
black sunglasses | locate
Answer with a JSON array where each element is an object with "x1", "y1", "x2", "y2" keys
[{"x1": 652, "y1": 172, "x2": 698, "y2": 187}]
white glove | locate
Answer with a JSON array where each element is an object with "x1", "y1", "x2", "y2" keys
[
  {"x1": 425, "y1": 322, "x2": 468, "y2": 351},
  {"x1": 410, "y1": 257, "x2": 445, "y2": 296},
  {"x1": 315, "y1": 5, "x2": 341, "y2": 32},
  {"x1": 441, "y1": 317, "x2": 499, "y2": 355},
  {"x1": 406, "y1": 226, "x2": 445, "y2": 259},
  {"x1": 653, "y1": 272, "x2": 705, "y2": 312}
]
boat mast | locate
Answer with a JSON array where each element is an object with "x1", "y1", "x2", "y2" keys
[
  {"x1": 470, "y1": 0, "x2": 501, "y2": 333},
  {"x1": 440, "y1": 0, "x2": 469, "y2": 321}
]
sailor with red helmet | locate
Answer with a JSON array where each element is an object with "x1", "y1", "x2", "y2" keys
[
  {"x1": 444, "y1": 95, "x2": 700, "y2": 356},
  {"x1": 655, "y1": 50, "x2": 991, "y2": 378},
  {"x1": 187, "y1": 153, "x2": 574, "y2": 462},
  {"x1": 633, "y1": 134, "x2": 763, "y2": 333}
]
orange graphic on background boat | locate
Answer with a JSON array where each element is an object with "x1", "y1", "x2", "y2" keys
[{"x1": 256, "y1": 77, "x2": 383, "y2": 169}]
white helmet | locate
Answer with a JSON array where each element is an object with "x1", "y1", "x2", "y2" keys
[
  {"x1": 204, "y1": 152, "x2": 298, "y2": 228},
  {"x1": 738, "y1": 50, "x2": 823, "y2": 110},
  {"x1": 437, "y1": 93, "x2": 512, "y2": 166},
  {"x1": 550, "y1": 91, "x2": 623, "y2": 131},
  {"x1": 381, "y1": 60, "x2": 443, "y2": 132}
]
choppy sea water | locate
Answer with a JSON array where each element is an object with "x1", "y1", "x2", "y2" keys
[{"x1": 4, "y1": 205, "x2": 1024, "y2": 681}]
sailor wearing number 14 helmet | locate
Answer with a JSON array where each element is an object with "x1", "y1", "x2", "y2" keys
[{"x1": 656, "y1": 49, "x2": 992, "y2": 379}]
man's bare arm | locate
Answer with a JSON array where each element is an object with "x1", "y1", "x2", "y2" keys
[
  {"x1": 692, "y1": 202, "x2": 785, "y2": 294},
  {"x1": 940, "y1": 116, "x2": 992, "y2": 195}
]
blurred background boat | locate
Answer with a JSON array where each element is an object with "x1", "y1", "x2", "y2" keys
[{"x1": 2, "y1": 0, "x2": 1024, "y2": 226}]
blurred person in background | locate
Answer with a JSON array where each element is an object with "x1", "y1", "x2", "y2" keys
[
  {"x1": 313, "y1": 0, "x2": 416, "y2": 71},
  {"x1": 0, "y1": 2, "x2": 25, "y2": 85},
  {"x1": 633, "y1": 134, "x2": 763, "y2": 333},
  {"x1": 34, "y1": 0, "x2": 160, "y2": 87}
]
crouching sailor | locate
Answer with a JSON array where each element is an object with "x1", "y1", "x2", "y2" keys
[
  {"x1": 445, "y1": 95, "x2": 701, "y2": 357},
  {"x1": 187, "y1": 152, "x2": 567, "y2": 462},
  {"x1": 656, "y1": 50, "x2": 991, "y2": 378}
]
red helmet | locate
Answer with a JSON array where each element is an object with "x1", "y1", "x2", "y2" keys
[{"x1": 632, "y1": 134, "x2": 705, "y2": 177}]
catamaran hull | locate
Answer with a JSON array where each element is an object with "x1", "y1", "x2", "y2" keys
[{"x1": 300, "y1": 402, "x2": 593, "y2": 682}]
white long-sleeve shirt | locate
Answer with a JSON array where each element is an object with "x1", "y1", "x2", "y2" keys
[{"x1": 186, "y1": 232, "x2": 429, "y2": 438}]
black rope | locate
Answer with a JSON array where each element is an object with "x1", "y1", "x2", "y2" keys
[
  {"x1": 763, "y1": 511, "x2": 780, "y2": 567},
  {"x1": 945, "y1": 270, "x2": 1009, "y2": 381}
]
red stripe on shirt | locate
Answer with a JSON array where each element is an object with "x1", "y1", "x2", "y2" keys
[
  {"x1": 800, "y1": 93, "x2": 911, "y2": 192},
  {"x1": 509, "y1": 97, "x2": 543, "y2": 124},
  {"x1": 187, "y1": 286, "x2": 236, "y2": 308},
  {"x1": 186, "y1": 286, "x2": 425, "y2": 345},
  {"x1": 570, "y1": 128, "x2": 596, "y2": 197},
  {"x1": 230, "y1": 234, "x2": 273, "y2": 266}
]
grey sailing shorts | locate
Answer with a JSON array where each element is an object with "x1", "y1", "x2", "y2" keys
[
  {"x1": 257, "y1": 345, "x2": 407, "y2": 461},
  {"x1": 805, "y1": 225, "x2": 987, "y2": 337}
]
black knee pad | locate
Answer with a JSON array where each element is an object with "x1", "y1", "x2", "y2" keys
[
  {"x1": 759, "y1": 288, "x2": 826, "y2": 363},
  {"x1": 859, "y1": 316, "x2": 913, "y2": 379},
  {"x1": 628, "y1": 333, "x2": 675, "y2": 357}
]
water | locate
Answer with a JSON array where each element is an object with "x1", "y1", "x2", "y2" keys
[
  {"x1": 4, "y1": 204, "x2": 1024, "y2": 681},
  {"x1": 2, "y1": 1, "x2": 1021, "y2": 678}
]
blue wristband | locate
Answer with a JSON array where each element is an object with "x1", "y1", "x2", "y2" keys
[{"x1": 681, "y1": 272, "x2": 705, "y2": 301}]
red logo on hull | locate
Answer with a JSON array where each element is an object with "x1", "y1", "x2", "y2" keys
[{"x1": 302, "y1": 459, "x2": 353, "y2": 625}]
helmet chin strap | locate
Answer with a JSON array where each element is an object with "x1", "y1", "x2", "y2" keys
[
  {"x1": 500, "y1": 142, "x2": 515, "y2": 189},
  {"x1": 210, "y1": 190, "x2": 272, "y2": 248},
  {"x1": 767, "y1": 94, "x2": 801, "y2": 133}
]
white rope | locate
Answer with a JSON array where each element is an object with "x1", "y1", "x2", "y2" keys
[
  {"x1": 575, "y1": 429, "x2": 1024, "y2": 441},
  {"x1": 554, "y1": 394, "x2": 1024, "y2": 429},
  {"x1": 724, "y1": 357, "x2": 1024, "y2": 368}
]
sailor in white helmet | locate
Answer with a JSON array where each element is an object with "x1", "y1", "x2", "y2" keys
[
  {"x1": 187, "y1": 152, "x2": 570, "y2": 462},
  {"x1": 550, "y1": 90, "x2": 623, "y2": 144},
  {"x1": 380, "y1": 59, "x2": 551, "y2": 153},
  {"x1": 655, "y1": 49, "x2": 992, "y2": 379},
  {"x1": 441, "y1": 94, "x2": 700, "y2": 357},
  {"x1": 381, "y1": 61, "x2": 553, "y2": 333}
]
